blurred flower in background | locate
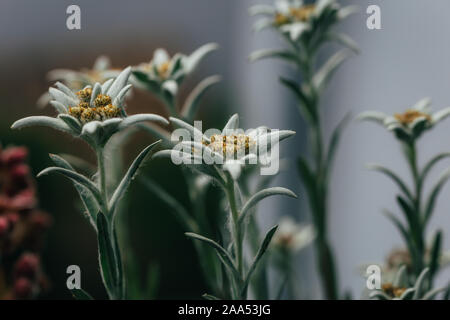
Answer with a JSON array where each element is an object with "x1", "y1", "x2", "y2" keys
[{"x1": 0, "y1": 145, "x2": 51, "y2": 299}]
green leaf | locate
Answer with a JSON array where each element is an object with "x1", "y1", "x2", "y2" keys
[
  {"x1": 249, "y1": 49, "x2": 299, "y2": 64},
  {"x1": 369, "y1": 291, "x2": 390, "y2": 300},
  {"x1": 423, "y1": 287, "x2": 445, "y2": 300},
  {"x1": 420, "y1": 153, "x2": 450, "y2": 186},
  {"x1": 393, "y1": 265, "x2": 408, "y2": 288},
  {"x1": 139, "y1": 177, "x2": 198, "y2": 232},
  {"x1": 429, "y1": 230, "x2": 442, "y2": 279},
  {"x1": 396, "y1": 195, "x2": 419, "y2": 238},
  {"x1": 325, "y1": 112, "x2": 351, "y2": 181},
  {"x1": 366, "y1": 163, "x2": 414, "y2": 202},
  {"x1": 109, "y1": 141, "x2": 161, "y2": 218},
  {"x1": 38, "y1": 166, "x2": 103, "y2": 208},
  {"x1": 202, "y1": 294, "x2": 221, "y2": 300},
  {"x1": 240, "y1": 225, "x2": 278, "y2": 299},
  {"x1": 146, "y1": 264, "x2": 160, "y2": 299},
  {"x1": 313, "y1": 49, "x2": 351, "y2": 93},
  {"x1": 71, "y1": 288, "x2": 94, "y2": 300},
  {"x1": 97, "y1": 212, "x2": 119, "y2": 299},
  {"x1": 181, "y1": 75, "x2": 221, "y2": 122},
  {"x1": 112, "y1": 228, "x2": 124, "y2": 299},
  {"x1": 49, "y1": 154, "x2": 98, "y2": 228},
  {"x1": 238, "y1": 188, "x2": 297, "y2": 226},
  {"x1": 297, "y1": 157, "x2": 320, "y2": 223},
  {"x1": 413, "y1": 268, "x2": 430, "y2": 299},
  {"x1": 325, "y1": 32, "x2": 359, "y2": 53},
  {"x1": 424, "y1": 168, "x2": 450, "y2": 225},
  {"x1": 279, "y1": 77, "x2": 315, "y2": 123},
  {"x1": 185, "y1": 232, "x2": 241, "y2": 284},
  {"x1": 383, "y1": 209, "x2": 418, "y2": 268}
]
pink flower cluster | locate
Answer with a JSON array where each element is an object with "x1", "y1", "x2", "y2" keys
[{"x1": 0, "y1": 146, "x2": 51, "y2": 299}]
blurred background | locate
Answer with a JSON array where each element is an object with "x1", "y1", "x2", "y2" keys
[{"x1": 1, "y1": 0, "x2": 450, "y2": 299}]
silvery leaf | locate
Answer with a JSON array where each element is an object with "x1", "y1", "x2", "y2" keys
[
  {"x1": 326, "y1": 32, "x2": 359, "y2": 53},
  {"x1": 432, "y1": 107, "x2": 450, "y2": 124},
  {"x1": 281, "y1": 22, "x2": 310, "y2": 41},
  {"x1": 109, "y1": 141, "x2": 161, "y2": 217},
  {"x1": 161, "y1": 80, "x2": 178, "y2": 96},
  {"x1": 93, "y1": 55, "x2": 111, "y2": 71},
  {"x1": 238, "y1": 187, "x2": 297, "y2": 225},
  {"x1": 393, "y1": 265, "x2": 408, "y2": 288},
  {"x1": 11, "y1": 116, "x2": 72, "y2": 134},
  {"x1": 101, "y1": 78, "x2": 115, "y2": 93},
  {"x1": 49, "y1": 87, "x2": 78, "y2": 107},
  {"x1": 412, "y1": 97, "x2": 432, "y2": 112},
  {"x1": 49, "y1": 101, "x2": 68, "y2": 114},
  {"x1": 169, "y1": 117, "x2": 208, "y2": 143},
  {"x1": 223, "y1": 160, "x2": 243, "y2": 181},
  {"x1": 337, "y1": 5, "x2": 359, "y2": 20},
  {"x1": 107, "y1": 67, "x2": 132, "y2": 99},
  {"x1": 38, "y1": 166, "x2": 103, "y2": 207},
  {"x1": 183, "y1": 43, "x2": 219, "y2": 74},
  {"x1": 249, "y1": 49, "x2": 299, "y2": 63},
  {"x1": 90, "y1": 83, "x2": 102, "y2": 106},
  {"x1": 54, "y1": 81, "x2": 77, "y2": 99},
  {"x1": 356, "y1": 111, "x2": 388, "y2": 125},
  {"x1": 313, "y1": 49, "x2": 351, "y2": 93},
  {"x1": 413, "y1": 268, "x2": 430, "y2": 299},
  {"x1": 153, "y1": 48, "x2": 170, "y2": 67},
  {"x1": 112, "y1": 84, "x2": 132, "y2": 107},
  {"x1": 118, "y1": 114, "x2": 168, "y2": 130},
  {"x1": 58, "y1": 114, "x2": 82, "y2": 133},
  {"x1": 181, "y1": 75, "x2": 221, "y2": 121},
  {"x1": 253, "y1": 18, "x2": 274, "y2": 32},
  {"x1": 222, "y1": 113, "x2": 240, "y2": 131},
  {"x1": 249, "y1": 4, "x2": 275, "y2": 16}
]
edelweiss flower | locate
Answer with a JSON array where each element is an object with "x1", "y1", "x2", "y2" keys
[
  {"x1": 156, "y1": 114, "x2": 295, "y2": 181},
  {"x1": 132, "y1": 43, "x2": 218, "y2": 96},
  {"x1": 358, "y1": 98, "x2": 450, "y2": 141},
  {"x1": 38, "y1": 56, "x2": 121, "y2": 108},
  {"x1": 250, "y1": 0, "x2": 354, "y2": 41},
  {"x1": 12, "y1": 67, "x2": 168, "y2": 147},
  {"x1": 271, "y1": 217, "x2": 315, "y2": 252},
  {"x1": 370, "y1": 267, "x2": 444, "y2": 300}
]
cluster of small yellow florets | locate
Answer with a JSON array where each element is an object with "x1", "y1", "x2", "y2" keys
[
  {"x1": 381, "y1": 283, "x2": 407, "y2": 298},
  {"x1": 202, "y1": 134, "x2": 256, "y2": 157},
  {"x1": 68, "y1": 88, "x2": 121, "y2": 124},
  {"x1": 274, "y1": 4, "x2": 316, "y2": 26},
  {"x1": 394, "y1": 110, "x2": 431, "y2": 126}
]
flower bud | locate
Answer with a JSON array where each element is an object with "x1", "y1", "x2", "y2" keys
[
  {"x1": 13, "y1": 277, "x2": 33, "y2": 299},
  {"x1": 14, "y1": 253, "x2": 40, "y2": 279},
  {"x1": 0, "y1": 216, "x2": 10, "y2": 236},
  {"x1": 2, "y1": 147, "x2": 28, "y2": 167}
]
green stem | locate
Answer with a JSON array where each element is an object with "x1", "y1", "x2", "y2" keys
[
  {"x1": 404, "y1": 141, "x2": 425, "y2": 276},
  {"x1": 296, "y1": 41, "x2": 339, "y2": 300},
  {"x1": 96, "y1": 145, "x2": 124, "y2": 299},
  {"x1": 226, "y1": 176, "x2": 244, "y2": 281},
  {"x1": 96, "y1": 148, "x2": 108, "y2": 212}
]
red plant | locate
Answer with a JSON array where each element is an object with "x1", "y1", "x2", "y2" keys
[{"x1": 0, "y1": 146, "x2": 51, "y2": 299}]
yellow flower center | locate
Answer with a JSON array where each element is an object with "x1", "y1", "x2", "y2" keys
[
  {"x1": 381, "y1": 283, "x2": 406, "y2": 298},
  {"x1": 274, "y1": 13, "x2": 290, "y2": 26},
  {"x1": 202, "y1": 134, "x2": 256, "y2": 157},
  {"x1": 69, "y1": 89, "x2": 120, "y2": 124},
  {"x1": 157, "y1": 61, "x2": 171, "y2": 79},
  {"x1": 290, "y1": 4, "x2": 316, "y2": 22},
  {"x1": 394, "y1": 110, "x2": 431, "y2": 125}
]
